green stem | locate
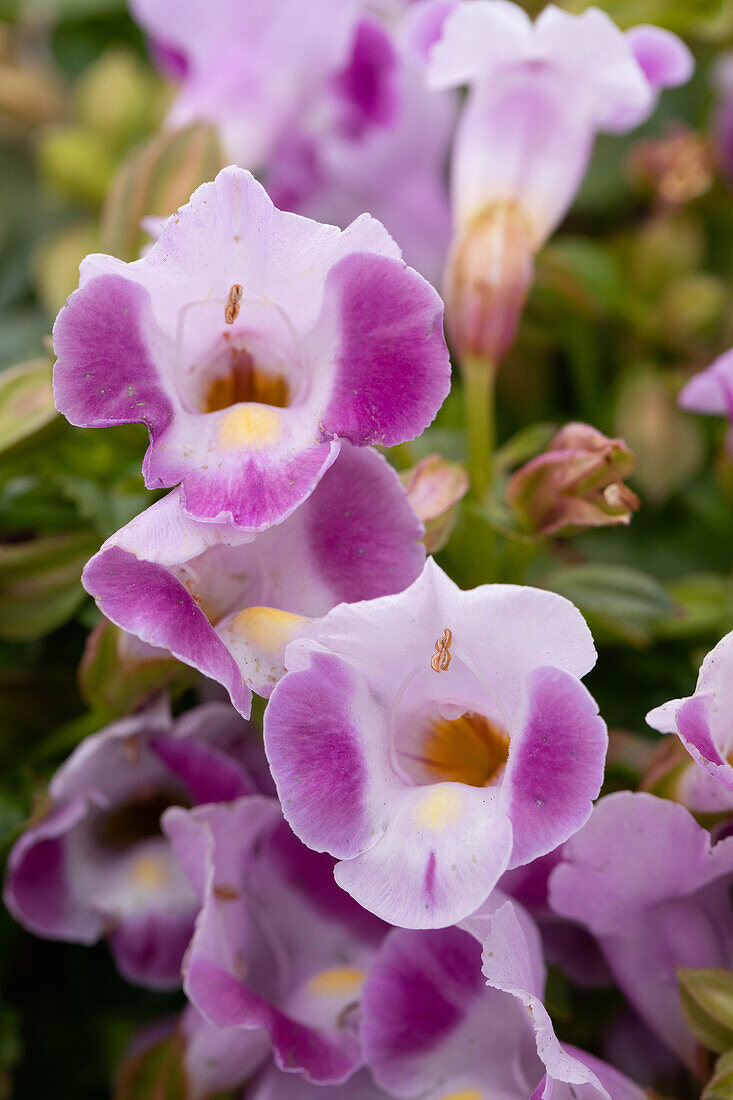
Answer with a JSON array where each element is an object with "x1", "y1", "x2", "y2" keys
[{"x1": 463, "y1": 354, "x2": 496, "y2": 504}]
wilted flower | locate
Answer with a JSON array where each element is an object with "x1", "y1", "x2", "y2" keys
[
  {"x1": 550, "y1": 791, "x2": 733, "y2": 1070},
  {"x1": 400, "y1": 452, "x2": 469, "y2": 553},
  {"x1": 428, "y1": 1, "x2": 692, "y2": 362},
  {"x1": 647, "y1": 630, "x2": 733, "y2": 813},
  {"x1": 362, "y1": 892, "x2": 645, "y2": 1098},
  {"x1": 265, "y1": 558, "x2": 606, "y2": 928},
  {"x1": 83, "y1": 445, "x2": 425, "y2": 716},
  {"x1": 163, "y1": 796, "x2": 386, "y2": 1083},
  {"x1": 507, "y1": 422, "x2": 640, "y2": 537},
  {"x1": 128, "y1": 0, "x2": 455, "y2": 281},
  {"x1": 3, "y1": 699, "x2": 258, "y2": 989},
  {"x1": 53, "y1": 166, "x2": 450, "y2": 531}
]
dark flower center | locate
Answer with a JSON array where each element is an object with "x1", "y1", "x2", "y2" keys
[
  {"x1": 418, "y1": 711, "x2": 510, "y2": 788},
  {"x1": 202, "y1": 346, "x2": 291, "y2": 413}
]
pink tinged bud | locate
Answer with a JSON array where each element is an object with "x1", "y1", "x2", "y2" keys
[
  {"x1": 400, "y1": 453, "x2": 469, "y2": 553},
  {"x1": 629, "y1": 125, "x2": 715, "y2": 208},
  {"x1": 444, "y1": 201, "x2": 534, "y2": 366},
  {"x1": 507, "y1": 421, "x2": 640, "y2": 537}
]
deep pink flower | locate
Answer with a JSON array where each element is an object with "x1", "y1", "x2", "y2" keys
[
  {"x1": 265, "y1": 558, "x2": 606, "y2": 927},
  {"x1": 83, "y1": 444, "x2": 425, "y2": 717},
  {"x1": 53, "y1": 167, "x2": 450, "y2": 530},
  {"x1": 3, "y1": 699, "x2": 258, "y2": 989}
]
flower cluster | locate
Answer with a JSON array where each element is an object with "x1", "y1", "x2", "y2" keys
[{"x1": 11, "y1": 2, "x2": 733, "y2": 1098}]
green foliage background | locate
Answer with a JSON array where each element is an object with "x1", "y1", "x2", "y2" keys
[{"x1": 2, "y1": 0, "x2": 733, "y2": 1095}]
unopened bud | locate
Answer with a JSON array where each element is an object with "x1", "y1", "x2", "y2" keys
[
  {"x1": 507, "y1": 422, "x2": 640, "y2": 538},
  {"x1": 678, "y1": 968, "x2": 733, "y2": 1055},
  {"x1": 444, "y1": 202, "x2": 534, "y2": 367},
  {"x1": 400, "y1": 454, "x2": 469, "y2": 553},
  {"x1": 630, "y1": 125, "x2": 715, "y2": 207},
  {"x1": 80, "y1": 619, "x2": 196, "y2": 717}
]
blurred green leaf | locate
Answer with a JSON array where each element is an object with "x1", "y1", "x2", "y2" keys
[
  {"x1": 540, "y1": 562, "x2": 677, "y2": 645},
  {"x1": 658, "y1": 574, "x2": 733, "y2": 640},
  {"x1": 680, "y1": 968, "x2": 733, "y2": 1055},
  {"x1": 101, "y1": 122, "x2": 224, "y2": 261},
  {"x1": 564, "y1": 0, "x2": 732, "y2": 37},
  {"x1": 0, "y1": 530, "x2": 98, "y2": 641},
  {"x1": 80, "y1": 619, "x2": 197, "y2": 720},
  {"x1": 705, "y1": 1051, "x2": 733, "y2": 1100},
  {"x1": 0, "y1": 358, "x2": 58, "y2": 459},
  {"x1": 113, "y1": 1029, "x2": 189, "y2": 1100}
]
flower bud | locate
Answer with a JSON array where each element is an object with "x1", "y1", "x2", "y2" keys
[
  {"x1": 629, "y1": 125, "x2": 715, "y2": 207},
  {"x1": 80, "y1": 619, "x2": 196, "y2": 718},
  {"x1": 507, "y1": 422, "x2": 640, "y2": 538},
  {"x1": 678, "y1": 968, "x2": 733, "y2": 1055},
  {"x1": 400, "y1": 453, "x2": 469, "y2": 553},
  {"x1": 444, "y1": 202, "x2": 534, "y2": 367}
]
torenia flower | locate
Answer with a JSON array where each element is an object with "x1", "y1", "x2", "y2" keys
[
  {"x1": 83, "y1": 445, "x2": 425, "y2": 716},
  {"x1": 430, "y1": 2, "x2": 692, "y2": 249},
  {"x1": 163, "y1": 796, "x2": 386, "y2": 1084},
  {"x1": 507, "y1": 422, "x2": 640, "y2": 537},
  {"x1": 647, "y1": 630, "x2": 733, "y2": 812},
  {"x1": 53, "y1": 167, "x2": 450, "y2": 530},
  {"x1": 130, "y1": 1006, "x2": 390, "y2": 1100},
  {"x1": 361, "y1": 892, "x2": 645, "y2": 1099},
  {"x1": 679, "y1": 346, "x2": 733, "y2": 434},
  {"x1": 3, "y1": 699, "x2": 258, "y2": 989},
  {"x1": 550, "y1": 792, "x2": 733, "y2": 1070},
  {"x1": 265, "y1": 558, "x2": 606, "y2": 928},
  {"x1": 428, "y1": 2, "x2": 692, "y2": 361},
  {"x1": 128, "y1": 0, "x2": 455, "y2": 281}
]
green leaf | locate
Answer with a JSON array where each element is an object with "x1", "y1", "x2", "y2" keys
[
  {"x1": 658, "y1": 575, "x2": 733, "y2": 640},
  {"x1": 0, "y1": 358, "x2": 58, "y2": 459},
  {"x1": 101, "y1": 122, "x2": 224, "y2": 261},
  {"x1": 539, "y1": 563, "x2": 677, "y2": 646},
  {"x1": 494, "y1": 422, "x2": 557, "y2": 472},
  {"x1": 113, "y1": 1030, "x2": 189, "y2": 1100},
  {"x1": 79, "y1": 619, "x2": 197, "y2": 720},
  {"x1": 705, "y1": 1050, "x2": 733, "y2": 1100},
  {"x1": 679, "y1": 968, "x2": 733, "y2": 1055},
  {"x1": 0, "y1": 530, "x2": 98, "y2": 641}
]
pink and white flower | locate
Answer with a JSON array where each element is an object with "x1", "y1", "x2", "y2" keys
[
  {"x1": 128, "y1": 0, "x2": 455, "y2": 281},
  {"x1": 679, "y1": 346, "x2": 733, "y2": 434},
  {"x1": 83, "y1": 444, "x2": 425, "y2": 717},
  {"x1": 163, "y1": 796, "x2": 387, "y2": 1084},
  {"x1": 264, "y1": 558, "x2": 607, "y2": 928},
  {"x1": 3, "y1": 699, "x2": 258, "y2": 989},
  {"x1": 647, "y1": 630, "x2": 733, "y2": 812},
  {"x1": 361, "y1": 892, "x2": 645, "y2": 1098},
  {"x1": 428, "y1": 2, "x2": 693, "y2": 248},
  {"x1": 550, "y1": 792, "x2": 733, "y2": 1069},
  {"x1": 53, "y1": 167, "x2": 450, "y2": 530}
]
